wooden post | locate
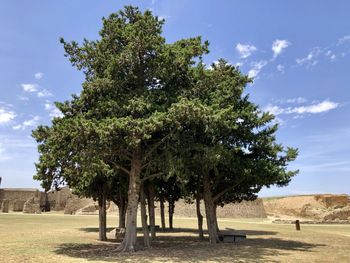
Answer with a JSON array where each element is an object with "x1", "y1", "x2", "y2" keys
[{"x1": 295, "y1": 220, "x2": 300, "y2": 231}]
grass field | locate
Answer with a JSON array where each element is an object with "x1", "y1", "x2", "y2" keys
[{"x1": 0, "y1": 213, "x2": 349, "y2": 262}]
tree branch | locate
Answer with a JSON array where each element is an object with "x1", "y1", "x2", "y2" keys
[
  {"x1": 109, "y1": 160, "x2": 130, "y2": 176},
  {"x1": 143, "y1": 129, "x2": 175, "y2": 162},
  {"x1": 212, "y1": 178, "x2": 245, "y2": 202},
  {"x1": 141, "y1": 172, "x2": 163, "y2": 182}
]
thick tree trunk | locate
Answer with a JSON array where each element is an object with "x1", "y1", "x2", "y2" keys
[
  {"x1": 196, "y1": 194, "x2": 204, "y2": 240},
  {"x1": 140, "y1": 184, "x2": 150, "y2": 248},
  {"x1": 98, "y1": 194, "x2": 107, "y2": 241},
  {"x1": 148, "y1": 183, "x2": 156, "y2": 239},
  {"x1": 168, "y1": 200, "x2": 174, "y2": 230},
  {"x1": 117, "y1": 151, "x2": 142, "y2": 252},
  {"x1": 160, "y1": 197, "x2": 166, "y2": 231},
  {"x1": 203, "y1": 173, "x2": 220, "y2": 244}
]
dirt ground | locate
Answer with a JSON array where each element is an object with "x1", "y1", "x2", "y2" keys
[{"x1": 0, "y1": 213, "x2": 349, "y2": 262}]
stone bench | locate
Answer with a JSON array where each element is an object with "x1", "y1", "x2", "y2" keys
[
  {"x1": 147, "y1": 225, "x2": 160, "y2": 230},
  {"x1": 218, "y1": 232, "x2": 246, "y2": 243}
]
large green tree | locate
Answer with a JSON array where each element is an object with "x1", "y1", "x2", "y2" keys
[
  {"x1": 175, "y1": 60, "x2": 298, "y2": 243},
  {"x1": 33, "y1": 6, "x2": 298, "y2": 251},
  {"x1": 34, "y1": 6, "x2": 208, "y2": 252}
]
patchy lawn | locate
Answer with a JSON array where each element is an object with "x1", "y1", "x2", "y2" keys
[{"x1": 0, "y1": 213, "x2": 349, "y2": 262}]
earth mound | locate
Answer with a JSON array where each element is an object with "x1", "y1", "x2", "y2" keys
[{"x1": 264, "y1": 194, "x2": 350, "y2": 222}]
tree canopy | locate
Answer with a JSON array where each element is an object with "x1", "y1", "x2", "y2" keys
[{"x1": 32, "y1": 6, "x2": 298, "y2": 252}]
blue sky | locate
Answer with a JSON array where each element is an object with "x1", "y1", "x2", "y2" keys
[{"x1": 0, "y1": 0, "x2": 349, "y2": 196}]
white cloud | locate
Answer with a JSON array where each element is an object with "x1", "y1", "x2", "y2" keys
[
  {"x1": 235, "y1": 43, "x2": 257, "y2": 59},
  {"x1": 264, "y1": 104, "x2": 284, "y2": 116},
  {"x1": 45, "y1": 101, "x2": 63, "y2": 118},
  {"x1": 158, "y1": 14, "x2": 170, "y2": 21},
  {"x1": 264, "y1": 100, "x2": 339, "y2": 117},
  {"x1": 325, "y1": 50, "x2": 336, "y2": 61},
  {"x1": 276, "y1": 64, "x2": 285, "y2": 74},
  {"x1": 37, "y1": 89, "x2": 53, "y2": 98},
  {"x1": 0, "y1": 107, "x2": 16, "y2": 124},
  {"x1": 17, "y1": 96, "x2": 29, "y2": 101},
  {"x1": 13, "y1": 116, "x2": 40, "y2": 130},
  {"x1": 296, "y1": 47, "x2": 322, "y2": 67},
  {"x1": 337, "y1": 35, "x2": 350, "y2": 45},
  {"x1": 34, "y1": 72, "x2": 43, "y2": 80},
  {"x1": 21, "y1": 83, "x2": 38, "y2": 92},
  {"x1": 272, "y1": 39, "x2": 290, "y2": 58},
  {"x1": 285, "y1": 97, "x2": 307, "y2": 104},
  {"x1": 248, "y1": 60, "x2": 268, "y2": 78},
  {"x1": 287, "y1": 100, "x2": 339, "y2": 114}
]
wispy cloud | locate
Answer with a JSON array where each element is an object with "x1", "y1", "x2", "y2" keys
[
  {"x1": 45, "y1": 101, "x2": 63, "y2": 118},
  {"x1": 325, "y1": 50, "x2": 336, "y2": 61},
  {"x1": 12, "y1": 116, "x2": 40, "y2": 131},
  {"x1": 235, "y1": 43, "x2": 257, "y2": 59},
  {"x1": 276, "y1": 64, "x2": 285, "y2": 74},
  {"x1": 37, "y1": 89, "x2": 53, "y2": 98},
  {"x1": 289, "y1": 100, "x2": 338, "y2": 114},
  {"x1": 248, "y1": 60, "x2": 267, "y2": 78},
  {"x1": 296, "y1": 47, "x2": 322, "y2": 67},
  {"x1": 0, "y1": 135, "x2": 37, "y2": 162},
  {"x1": 0, "y1": 107, "x2": 16, "y2": 125},
  {"x1": 21, "y1": 82, "x2": 53, "y2": 98},
  {"x1": 272, "y1": 39, "x2": 290, "y2": 58},
  {"x1": 34, "y1": 72, "x2": 43, "y2": 80},
  {"x1": 337, "y1": 35, "x2": 350, "y2": 45},
  {"x1": 21, "y1": 83, "x2": 38, "y2": 92},
  {"x1": 17, "y1": 96, "x2": 29, "y2": 101},
  {"x1": 285, "y1": 97, "x2": 307, "y2": 104},
  {"x1": 264, "y1": 99, "x2": 339, "y2": 116}
]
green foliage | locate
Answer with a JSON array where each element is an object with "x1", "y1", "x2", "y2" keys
[{"x1": 32, "y1": 6, "x2": 297, "y2": 227}]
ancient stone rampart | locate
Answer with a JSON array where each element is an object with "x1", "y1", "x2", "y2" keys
[
  {"x1": 158, "y1": 199, "x2": 267, "y2": 218},
  {"x1": 0, "y1": 188, "x2": 44, "y2": 212},
  {"x1": 47, "y1": 186, "x2": 72, "y2": 211}
]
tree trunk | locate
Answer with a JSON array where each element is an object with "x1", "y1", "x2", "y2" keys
[
  {"x1": 168, "y1": 200, "x2": 174, "y2": 230},
  {"x1": 196, "y1": 194, "x2": 204, "y2": 240},
  {"x1": 160, "y1": 197, "x2": 166, "y2": 231},
  {"x1": 214, "y1": 202, "x2": 219, "y2": 233},
  {"x1": 148, "y1": 183, "x2": 156, "y2": 239},
  {"x1": 117, "y1": 150, "x2": 142, "y2": 252},
  {"x1": 117, "y1": 200, "x2": 126, "y2": 229},
  {"x1": 203, "y1": 173, "x2": 220, "y2": 244},
  {"x1": 140, "y1": 184, "x2": 151, "y2": 248},
  {"x1": 98, "y1": 194, "x2": 107, "y2": 241}
]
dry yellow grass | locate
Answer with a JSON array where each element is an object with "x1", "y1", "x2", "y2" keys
[{"x1": 0, "y1": 212, "x2": 349, "y2": 262}]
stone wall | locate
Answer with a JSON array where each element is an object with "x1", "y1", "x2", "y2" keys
[
  {"x1": 107, "y1": 199, "x2": 267, "y2": 218},
  {"x1": 0, "y1": 188, "x2": 44, "y2": 212},
  {"x1": 159, "y1": 199, "x2": 267, "y2": 218},
  {"x1": 0, "y1": 187, "x2": 266, "y2": 218},
  {"x1": 46, "y1": 186, "x2": 72, "y2": 211}
]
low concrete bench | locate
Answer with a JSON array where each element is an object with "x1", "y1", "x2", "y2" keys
[
  {"x1": 147, "y1": 225, "x2": 160, "y2": 230},
  {"x1": 218, "y1": 232, "x2": 246, "y2": 243}
]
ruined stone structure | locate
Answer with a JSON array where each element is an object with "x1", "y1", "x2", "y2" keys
[
  {"x1": 47, "y1": 186, "x2": 72, "y2": 211},
  {"x1": 0, "y1": 186, "x2": 266, "y2": 218},
  {"x1": 159, "y1": 199, "x2": 267, "y2": 218},
  {"x1": 23, "y1": 197, "x2": 41, "y2": 214},
  {"x1": 0, "y1": 188, "x2": 47, "y2": 212},
  {"x1": 0, "y1": 187, "x2": 97, "y2": 214}
]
